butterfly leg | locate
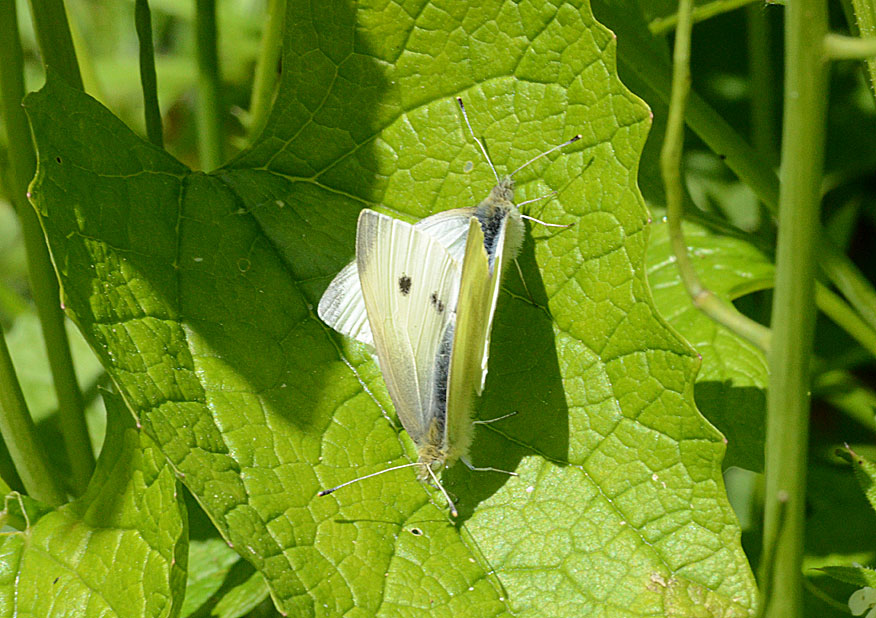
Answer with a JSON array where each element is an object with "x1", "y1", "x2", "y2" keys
[{"x1": 460, "y1": 457, "x2": 518, "y2": 476}]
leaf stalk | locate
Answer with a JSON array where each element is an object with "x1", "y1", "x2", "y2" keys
[
  {"x1": 195, "y1": 0, "x2": 223, "y2": 170},
  {"x1": 135, "y1": 0, "x2": 163, "y2": 147},
  {"x1": 248, "y1": 0, "x2": 286, "y2": 141}
]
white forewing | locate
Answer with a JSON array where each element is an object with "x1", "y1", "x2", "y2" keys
[
  {"x1": 356, "y1": 209, "x2": 461, "y2": 444},
  {"x1": 318, "y1": 208, "x2": 474, "y2": 349}
]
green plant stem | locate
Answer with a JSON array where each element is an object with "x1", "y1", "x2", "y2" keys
[
  {"x1": 819, "y1": 241, "x2": 876, "y2": 341},
  {"x1": 815, "y1": 283, "x2": 876, "y2": 360},
  {"x1": 0, "y1": 0, "x2": 93, "y2": 494},
  {"x1": 650, "y1": 0, "x2": 761, "y2": 35},
  {"x1": 761, "y1": 0, "x2": 828, "y2": 615},
  {"x1": 746, "y1": 4, "x2": 777, "y2": 161},
  {"x1": 661, "y1": 0, "x2": 772, "y2": 354},
  {"x1": 824, "y1": 33, "x2": 876, "y2": 58},
  {"x1": 813, "y1": 370, "x2": 876, "y2": 432},
  {"x1": 847, "y1": 0, "x2": 876, "y2": 94},
  {"x1": 195, "y1": 0, "x2": 222, "y2": 170},
  {"x1": 0, "y1": 331, "x2": 65, "y2": 505},
  {"x1": 135, "y1": 0, "x2": 163, "y2": 147},
  {"x1": 26, "y1": 0, "x2": 83, "y2": 89},
  {"x1": 248, "y1": 0, "x2": 285, "y2": 141}
]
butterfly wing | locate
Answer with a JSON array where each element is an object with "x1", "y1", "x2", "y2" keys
[
  {"x1": 318, "y1": 260, "x2": 374, "y2": 348},
  {"x1": 356, "y1": 209, "x2": 461, "y2": 447},
  {"x1": 318, "y1": 208, "x2": 475, "y2": 348},
  {"x1": 442, "y1": 217, "x2": 493, "y2": 463},
  {"x1": 475, "y1": 208, "x2": 521, "y2": 393},
  {"x1": 414, "y1": 207, "x2": 475, "y2": 264},
  {"x1": 442, "y1": 205, "x2": 526, "y2": 462}
]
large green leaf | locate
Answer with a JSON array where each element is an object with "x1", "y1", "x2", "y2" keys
[
  {"x1": 0, "y1": 392, "x2": 187, "y2": 617},
  {"x1": 25, "y1": 1, "x2": 756, "y2": 615}
]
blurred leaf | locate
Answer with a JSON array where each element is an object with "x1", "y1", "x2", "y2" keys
[
  {"x1": 7, "y1": 313, "x2": 104, "y2": 425},
  {"x1": 0, "y1": 392, "x2": 187, "y2": 617},
  {"x1": 211, "y1": 570, "x2": 270, "y2": 618},
  {"x1": 815, "y1": 370, "x2": 876, "y2": 433},
  {"x1": 647, "y1": 216, "x2": 771, "y2": 471},
  {"x1": 820, "y1": 565, "x2": 876, "y2": 588},
  {"x1": 25, "y1": 2, "x2": 757, "y2": 615},
  {"x1": 684, "y1": 151, "x2": 761, "y2": 231},
  {"x1": 837, "y1": 446, "x2": 876, "y2": 515},
  {"x1": 805, "y1": 462, "x2": 876, "y2": 571},
  {"x1": 181, "y1": 538, "x2": 242, "y2": 618}
]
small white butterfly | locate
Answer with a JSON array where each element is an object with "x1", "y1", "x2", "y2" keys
[{"x1": 317, "y1": 98, "x2": 580, "y2": 515}]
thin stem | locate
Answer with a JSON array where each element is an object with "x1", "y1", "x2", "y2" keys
[
  {"x1": 0, "y1": 0, "x2": 93, "y2": 494},
  {"x1": 747, "y1": 4, "x2": 778, "y2": 162},
  {"x1": 761, "y1": 0, "x2": 829, "y2": 616},
  {"x1": 248, "y1": 0, "x2": 285, "y2": 141},
  {"x1": 824, "y1": 33, "x2": 876, "y2": 59},
  {"x1": 26, "y1": 0, "x2": 83, "y2": 89},
  {"x1": 815, "y1": 283, "x2": 876, "y2": 360},
  {"x1": 135, "y1": 0, "x2": 163, "y2": 147},
  {"x1": 650, "y1": 0, "x2": 761, "y2": 35},
  {"x1": 0, "y1": 330, "x2": 65, "y2": 506},
  {"x1": 660, "y1": 0, "x2": 772, "y2": 355},
  {"x1": 846, "y1": 0, "x2": 876, "y2": 95},
  {"x1": 813, "y1": 369, "x2": 876, "y2": 431},
  {"x1": 195, "y1": 0, "x2": 222, "y2": 170},
  {"x1": 819, "y1": 240, "x2": 876, "y2": 341}
]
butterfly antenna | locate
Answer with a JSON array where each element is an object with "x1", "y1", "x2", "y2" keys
[
  {"x1": 510, "y1": 134, "x2": 582, "y2": 178},
  {"x1": 317, "y1": 462, "x2": 422, "y2": 497},
  {"x1": 424, "y1": 464, "x2": 458, "y2": 517},
  {"x1": 457, "y1": 97, "x2": 500, "y2": 184}
]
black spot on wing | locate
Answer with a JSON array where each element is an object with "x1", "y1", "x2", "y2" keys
[
  {"x1": 430, "y1": 292, "x2": 445, "y2": 313},
  {"x1": 398, "y1": 275, "x2": 412, "y2": 295}
]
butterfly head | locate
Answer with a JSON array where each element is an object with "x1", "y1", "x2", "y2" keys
[{"x1": 492, "y1": 175, "x2": 515, "y2": 203}]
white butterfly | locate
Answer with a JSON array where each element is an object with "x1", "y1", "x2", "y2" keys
[{"x1": 317, "y1": 98, "x2": 579, "y2": 515}]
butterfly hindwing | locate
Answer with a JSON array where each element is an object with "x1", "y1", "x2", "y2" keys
[
  {"x1": 355, "y1": 209, "x2": 461, "y2": 446},
  {"x1": 317, "y1": 260, "x2": 374, "y2": 348},
  {"x1": 414, "y1": 207, "x2": 476, "y2": 264}
]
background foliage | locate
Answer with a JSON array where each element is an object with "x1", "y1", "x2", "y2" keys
[{"x1": 0, "y1": 1, "x2": 874, "y2": 617}]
